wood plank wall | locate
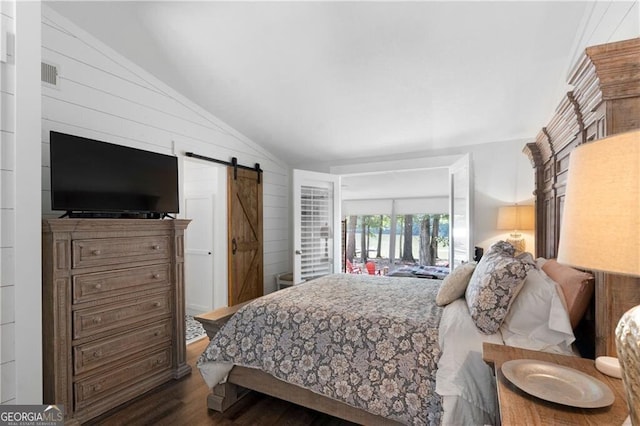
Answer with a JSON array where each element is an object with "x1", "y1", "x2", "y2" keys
[
  {"x1": 0, "y1": 0, "x2": 16, "y2": 405},
  {"x1": 40, "y1": 6, "x2": 290, "y2": 296}
]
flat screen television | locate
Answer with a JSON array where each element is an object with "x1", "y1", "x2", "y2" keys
[{"x1": 50, "y1": 131, "x2": 179, "y2": 218}]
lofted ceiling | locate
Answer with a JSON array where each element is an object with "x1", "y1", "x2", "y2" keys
[{"x1": 47, "y1": 1, "x2": 621, "y2": 169}]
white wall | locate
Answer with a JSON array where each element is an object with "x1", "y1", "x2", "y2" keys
[
  {"x1": 40, "y1": 6, "x2": 290, "y2": 296},
  {"x1": 565, "y1": 1, "x2": 639, "y2": 80},
  {"x1": 2, "y1": 3, "x2": 292, "y2": 406},
  {"x1": 1, "y1": 0, "x2": 43, "y2": 404},
  {"x1": 316, "y1": 3, "x2": 640, "y2": 259},
  {"x1": 15, "y1": 0, "x2": 42, "y2": 404},
  {"x1": 0, "y1": 0, "x2": 17, "y2": 405},
  {"x1": 314, "y1": 139, "x2": 535, "y2": 255}
]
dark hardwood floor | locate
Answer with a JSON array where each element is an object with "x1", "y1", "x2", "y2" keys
[{"x1": 88, "y1": 337, "x2": 357, "y2": 426}]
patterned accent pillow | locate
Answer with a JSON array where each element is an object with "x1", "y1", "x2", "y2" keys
[
  {"x1": 516, "y1": 251, "x2": 537, "y2": 268},
  {"x1": 465, "y1": 241, "x2": 531, "y2": 334},
  {"x1": 436, "y1": 262, "x2": 476, "y2": 306}
]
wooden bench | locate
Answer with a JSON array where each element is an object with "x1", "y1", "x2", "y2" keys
[
  {"x1": 193, "y1": 301, "x2": 250, "y2": 341},
  {"x1": 193, "y1": 302, "x2": 251, "y2": 411}
]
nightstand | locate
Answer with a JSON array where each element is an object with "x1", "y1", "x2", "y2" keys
[{"x1": 483, "y1": 342, "x2": 629, "y2": 425}]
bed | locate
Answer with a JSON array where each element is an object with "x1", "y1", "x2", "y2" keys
[{"x1": 197, "y1": 241, "x2": 591, "y2": 425}]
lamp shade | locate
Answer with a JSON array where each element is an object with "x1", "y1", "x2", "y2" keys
[
  {"x1": 557, "y1": 130, "x2": 640, "y2": 276},
  {"x1": 497, "y1": 205, "x2": 534, "y2": 231}
]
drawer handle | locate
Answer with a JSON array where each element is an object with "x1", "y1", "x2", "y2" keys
[
  {"x1": 91, "y1": 249, "x2": 102, "y2": 256},
  {"x1": 92, "y1": 350, "x2": 102, "y2": 359},
  {"x1": 152, "y1": 273, "x2": 160, "y2": 279},
  {"x1": 154, "y1": 331, "x2": 160, "y2": 337},
  {"x1": 92, "y1": 383, "x2": 102, "y2": 392},
  {"x1": 152, "y1": 245, "x2": 161, "y2": 250},
  {"x1": 94, "y1": 283, "x2": 102, "y2": 290},
  {"x1": 153, "y1": 302, "x2": 161, "y2": 308},
  {"x1": 92, "y1": 317, "x2": 102, "y2": 324}
]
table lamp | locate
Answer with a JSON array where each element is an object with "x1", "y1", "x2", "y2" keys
[
  {"x1": 497, "y1": 204, "x2": 534, "y2": 253},
  {"x1": 557, "y1": 130, "x2": 639, "y2": 425}
]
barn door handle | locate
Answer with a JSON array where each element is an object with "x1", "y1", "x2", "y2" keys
[{"x1": 232, "y1": 238, "x2": 237, "y2": 255}]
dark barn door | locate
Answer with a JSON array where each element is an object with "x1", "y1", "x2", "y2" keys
[{"x1": 227, "y1": 167, "x2": 263, "y2": 305}]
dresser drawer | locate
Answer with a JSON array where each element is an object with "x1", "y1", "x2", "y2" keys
[
  {"x1": 72, "y1": 264, "x2": 171, "y2": 304},
  {"x1": 73, "y1": 293, "x2": 171, "y2": 340},
  {"x1": 73, "y1": 320, "x2": 172, "y2": 376},
  {"x1": 72, "y1": 236, "x2": 170, "y2": 269},
  {"x1": 74, "y1": 347, "x2": 171, "y2": 411}
]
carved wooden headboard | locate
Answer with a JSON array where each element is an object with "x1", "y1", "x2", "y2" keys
[{"x1": 523, "y1": 37, "x2": 640, "y2": 357}]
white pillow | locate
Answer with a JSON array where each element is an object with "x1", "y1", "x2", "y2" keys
[
  {"x1": 500, "y1": 268, "x2": 575, "y2": 353},
  {"x1": 436, "y1": 263, "x2": 476, "y2": 306}
]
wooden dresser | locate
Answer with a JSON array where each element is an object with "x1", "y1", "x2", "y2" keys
[{"x1": 42, "y1": 219, "x2": 191, "y2": 425}]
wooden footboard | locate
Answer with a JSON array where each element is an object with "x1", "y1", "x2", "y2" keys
[
  {"x1": 194, "y1": 303, "x2": 402, "y2": 425},
  {"x1": 225, "y1": 366, "x2": 402, "y2": 426}
]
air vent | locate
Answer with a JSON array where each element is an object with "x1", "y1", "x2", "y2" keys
[{"x1": 41, "y1": 62, "x2": 58, "y2": 86}]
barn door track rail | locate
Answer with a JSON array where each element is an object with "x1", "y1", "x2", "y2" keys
[{"x1": 185, "y1": 152, "x2": 262, "y2": 183}]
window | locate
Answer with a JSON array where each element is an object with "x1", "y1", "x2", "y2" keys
[{"x1": 344, "y1": 214, "x2": 449, "y2": 274}]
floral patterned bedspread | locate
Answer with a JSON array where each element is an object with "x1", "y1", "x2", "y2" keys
[{"x1": 197, "y1": 273, "x2": 444, "y2": 425}]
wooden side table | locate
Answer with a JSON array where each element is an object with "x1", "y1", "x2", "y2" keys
[{"x1": 483, "y1": 342, "x2": 629, "y2": 425}]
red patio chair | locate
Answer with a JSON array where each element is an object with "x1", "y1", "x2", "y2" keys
[
  {"x1": 346, "y1": 259, "x2": 361, "y2": 274},
  {"x1": 365, "y1": 261, "x2": 379, "y2": 275}
]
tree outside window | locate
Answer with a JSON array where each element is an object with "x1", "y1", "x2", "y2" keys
[{"x1": 345, "y1": 214, "x2": 449, "y2": 272}]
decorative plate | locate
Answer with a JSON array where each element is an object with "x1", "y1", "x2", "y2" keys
[{"x1": 501, "y1": 359, "x2": 615, "y2": 408}]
